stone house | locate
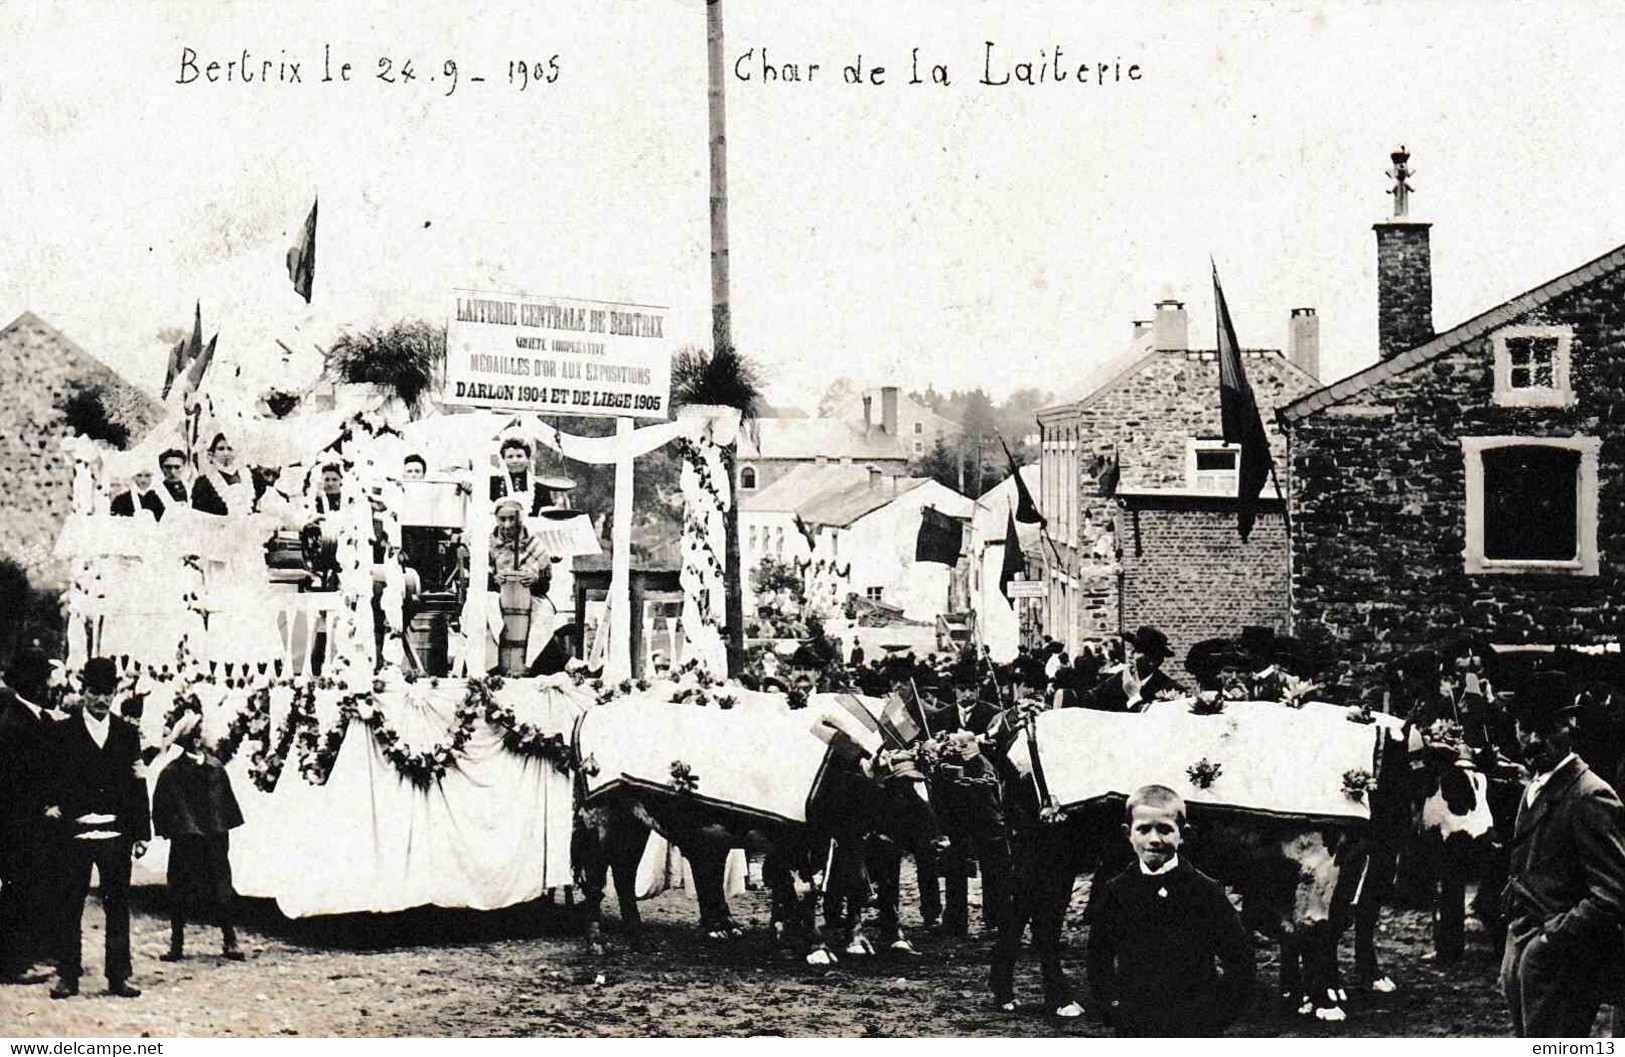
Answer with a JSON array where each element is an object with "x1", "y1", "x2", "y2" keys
[
  {"x1": 1281, "y1": 169, "x2": 1625, "y2": 685},
  {"x1": 1035, "y1": 299, "x2": 1321, "y2": 680},
  {"x1": 0, "y1": 312, "x2": 163, "y2": 584},
  {"x1": 736, "y1": 385, "x2": 915, "y2": 495},
  {"x1": 828, "y1": 386, "x2": 962, "y2": 460}
]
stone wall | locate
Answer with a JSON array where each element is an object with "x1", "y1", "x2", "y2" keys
[
  {"x1": 1289, "y1": 264, "x2": 1625, "y2": 688},
  {"x1": 0, "y1": 313, "x2": 163, "y2": 585},
  {"x1": 1119, "y1": 498, "x2": 1291, "y2": 684}
]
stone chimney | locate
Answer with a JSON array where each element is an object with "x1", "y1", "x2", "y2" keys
[
  {"x1": 881, "y1": 386, "x2": 899, "y2": 436},
  {"x1": 1153, "y1": 299, "x2": 1188, "y2": 351},
  {"x1": 866, "y1": 464, "x2": 882, "y2": 489},
  {"x1": 1132, "y1": 319, "x2": 1153, "y2": 341},
  {"x1": 1374, "y1": 146, "x2": 1433, "y2": 360},
  {"x1": 862, "y1": 394, "x2": 873, "y2": 435},
  {"x1": 1288, "y1": 307, "x2": 1320, "y2": 379}
]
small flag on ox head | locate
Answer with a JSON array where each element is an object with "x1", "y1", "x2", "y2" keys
[
  {"x1": 810, "y1": 695, "x2": 884, "y2": 763},
  {"x1": 880, "y1": 693, "x2": 921, "y2": 747}
]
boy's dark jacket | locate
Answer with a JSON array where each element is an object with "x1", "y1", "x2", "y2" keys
[{"x1": 1086, "y1": 859, "x2": 1254, "y2": 1036}]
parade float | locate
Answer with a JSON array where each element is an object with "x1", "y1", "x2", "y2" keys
[{"x1": 50, "y1": 295, "x2": 758, "y2": 916}]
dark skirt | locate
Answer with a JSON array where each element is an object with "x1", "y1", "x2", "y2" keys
[{"x1": 167, "y1": 834, "x2": 235, "y2": 916}]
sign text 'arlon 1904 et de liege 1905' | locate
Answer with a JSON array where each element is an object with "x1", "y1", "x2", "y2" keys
[{"x1": 445, "y1": 290, "x2": 672, "y2": 419}]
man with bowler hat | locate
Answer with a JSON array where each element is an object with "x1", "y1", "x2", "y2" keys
[
  {"x1": 44, "y1": 658, "x2": 150, "y2": 999},
  {"x1": 1500, "y1": 669, "x2": 1625, "y2": 1037},
  {"x1": 1080, "y1": 627, "x2": 1185, "y2": 712},
  {"x1": 0, "y1": 647, "x2": 57, "y2": 983}
]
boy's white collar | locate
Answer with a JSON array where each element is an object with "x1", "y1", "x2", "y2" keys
[{"x1": 1139, "y1": 854, "x2": 1180, "y2": 877}]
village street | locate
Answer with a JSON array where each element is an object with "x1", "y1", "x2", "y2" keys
[{"x1": 4, "y1": 873, "x2": 1523, "y2": 1038}]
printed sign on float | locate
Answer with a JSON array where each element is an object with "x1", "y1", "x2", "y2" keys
[{"x1": 446, "y1": 289, "x2": 672, "y2": 419}]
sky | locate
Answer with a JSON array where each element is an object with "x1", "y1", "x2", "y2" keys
[{"x1": 6, "y1": 1, "x2": 1625, "y2": 412}]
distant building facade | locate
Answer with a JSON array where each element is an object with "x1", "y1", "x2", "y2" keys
[{"x1": 1034, "y1": 299, "x2": 1320, "y2": 680}]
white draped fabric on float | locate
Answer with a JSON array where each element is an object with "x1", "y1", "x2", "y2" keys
[{"x1": 134, "y1": 676, "x2": 590, "y2": 918}]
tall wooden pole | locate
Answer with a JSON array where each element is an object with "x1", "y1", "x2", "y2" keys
[{"x1": 708, "y1": 0, "x2": 745, "y2": 678}]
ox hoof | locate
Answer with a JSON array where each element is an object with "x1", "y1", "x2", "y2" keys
[
  {"x1": 806, "y1": 948, "x2": 838, "y2": 968},
  {"x1": 1366, "y1": 976, "x2": 1397, "y2": 994},
  {"x1": 845, "y1": 935, "x2": 876, "y2": 957},
  {"x1": 1296, "y1": 997, "x2": 1315, "y2": 1017},
  {"x1": 1314, "y1": 1005, "x2": 1348, "y2": 1023},
  {"x1": 1053, "y1": 1002, "x2": 1084, "y2": 1019},
  {"x1": 889, "y1": 939, "x2": 921, "y2": 957}
]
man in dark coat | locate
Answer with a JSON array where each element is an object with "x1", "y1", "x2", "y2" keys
[
  {"x1": 1078, "y1": 627, "x2": 1185, "y2": 712},
  {"x1": 1499, "y1": 670, "x2": 1625, "y2": 1037},
  {"x1": 920, "y1": 685, "x2": 1011, "y2": 935},
  {"x1": 157, "y1": 449, "x2": 191, "y2": 506},
  {"x1": 0, "y1": 648, "x2": 57, "y2": 983},
  {"x1": 44, "y1": 658, "x2": 151, "y2": 999},
  {"x1": 151, "y1": 714, "x2": 245, "y2": 962}
]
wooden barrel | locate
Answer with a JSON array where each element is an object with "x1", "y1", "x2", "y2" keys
[
  {"x1": 405, "y1": 609, "x2": 450, "y2": 676},
  {"x1": 498, "y1": 579, "x2": 532, "y2": 675}
]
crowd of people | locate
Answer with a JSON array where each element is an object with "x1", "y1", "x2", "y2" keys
[{"x1": 6, "y1": 614, "x2": 1625, "y2": 1036}]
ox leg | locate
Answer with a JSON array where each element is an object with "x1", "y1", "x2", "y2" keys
[
  {"x1": 687, "y1": 842, "x2": 741, "y2": 939},
  {"x1": 571, "y1": 808, "x2": 612, "y2": 955},
  {"x1": 607, "y1": 820, "x2": 651, "y2": 939}
]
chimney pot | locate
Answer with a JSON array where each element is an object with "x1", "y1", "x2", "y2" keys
[
  {"x1": 1152, "y1": 299, "x2": 1188, "y2": 351},
  {"x1": 1374, "y1": 147, "x2": 1433, "y2": 360},
  {"x1": 867, "y1": 464, "x2": 882, "y2": 489},
  {"x1": 862, "y1": 394, "x2": 873, "y2": 436},
  {"x1": 1132, "y1": 320, "x2": 1154, "y2": 340},
  {"x1": 1288, "y1": 307, "x2": 1320, "y2": 380}
]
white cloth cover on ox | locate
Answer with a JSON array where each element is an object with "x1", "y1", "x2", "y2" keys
[
  {"x1": 1007, "y1": 700, "x2": 1390, "y2": 823},
  {"x1": 133, "y1": 676, "x2": 591, "y2": 918},
  {"x1": 576, "y1": 687, "x2": 888, "y2": 826}
]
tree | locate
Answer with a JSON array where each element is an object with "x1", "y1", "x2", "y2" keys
[
  {"x1": 910, "y1": 435, "x2": 962, "y2": 492},
  {"x1": 671, "y1": 345, "x2": 765, "y2": 677},
  {"x1": 0, "y1": 556, "x2": 64, "y2": 663},
  {"x1": 57, "y1": 381, "x2": 130, "y2": 449},
  {"x1": 816, "y1": 376, "x2": 859, "y2": 418},
  {"x1": 325, "y1": 320, "x2": 446, "y2": 419}
]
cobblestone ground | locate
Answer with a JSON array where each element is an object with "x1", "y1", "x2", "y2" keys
[{"x1": 0, "y1": 869, "x2": 1589, "y2": 1038}]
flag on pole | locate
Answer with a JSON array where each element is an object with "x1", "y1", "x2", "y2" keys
[
  {"x1": 161, "y1": 338, "x2": 185, "y2": 400},
  {"x1": 1000, "y1": 437, "x2": 1044, "y2": 526},
  {"x1": 287, "y1": 197, "x2": 318, "y2": 303},
  {"x1": 914, "y1": 505, "x2": 963, "y2": 565},
  {"x1": 998, "y1": 511, "x2": 1025, "y2": 602},
  {"x1": 793, "y1": 512, "x2": 818, "y2": 552},
  {"x1": 1213, "y1": 261, "x2": 1276, "y2": 541},
  {"x1": 879, "y1": 693, "x2": 921, "y2": 748}
]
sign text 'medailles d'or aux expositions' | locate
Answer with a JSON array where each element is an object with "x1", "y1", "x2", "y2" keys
[{"x1": 447, "y1": 294, "x2": 672, "y2": 419}]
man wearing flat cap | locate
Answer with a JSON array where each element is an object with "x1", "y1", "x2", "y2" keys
[
  {"x1": 43, "y1": 658, "x2": 150, "y2": 999},
  {"x1": 1079, "y1": 626, "x2": 1185, "y2": 712},
  {"x1": 1499, "y1": 669, "x2": 1625, "y2": 1037}
]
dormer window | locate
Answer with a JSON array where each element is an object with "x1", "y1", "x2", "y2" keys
[
  {"x1": 1493, "y1": 325, "x2": 1574, "y2": 408},
  {"x1": 1186, "y1": 438, "x2": 1239, "y2": 493}
]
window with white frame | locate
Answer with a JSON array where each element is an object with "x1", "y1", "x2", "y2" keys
[
  {"x1": 913, "y1": 439, "x2": 924, "y2": 454},
  {"x1": 914, "y1": 421, "x2": 923, "y2": 435},
  {"x1": 774, "y1": 525, "x2": 785, "y2": 556},
  {"x1": 1492, "y1": 325, "x2": 1575, "y2": 408},
  {"x1": 1462, "y1": 436, "x2": 1599, "y2": 575},
  {"x1": 748, "y1": 525, "x2": 758, "y2": 553},
  {"x1": 740, "y1": 465, "x2": 758, "y2": 490},
  {"x1": 865, "y1": 586, "x2": 884, "y2": 601},
  {"x1": 1187, "y1": 438, "x2": 1240, "y2": 492}
]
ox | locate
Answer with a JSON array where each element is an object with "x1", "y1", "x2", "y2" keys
[
  {"x1": 1000, "y1": 701, "x2": 1393, "y2": 1023},
  {"x1": 570, "y1": 690, "x2": 946, "y2": 959}
]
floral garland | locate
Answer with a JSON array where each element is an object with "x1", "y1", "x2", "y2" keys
[
  {"x1": 474, "y1": 675, "x2": 575, "y2": 774},
  {"x1": 331, "y1": 682, "x2": 482, "y2": 790},
  {"x1": 161, "y1": 677, "x2": 324, "y2": 793}
]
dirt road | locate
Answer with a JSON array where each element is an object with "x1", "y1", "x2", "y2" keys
[{"x1": 0, "y1": 877, "x2": 1547, "y2": 1038}]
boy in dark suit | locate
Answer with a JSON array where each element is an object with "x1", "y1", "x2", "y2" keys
[
  {"x1": 1087, "y1": 785, "x2": 1254, "y2": 1036},
  {"x1": 44, "y1": 658, "x2": 151, "y2": 999}
]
